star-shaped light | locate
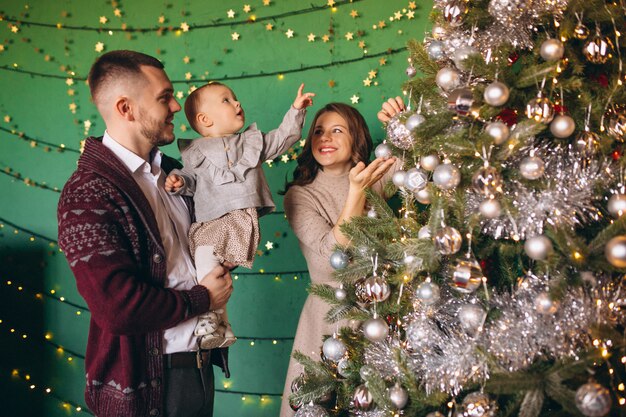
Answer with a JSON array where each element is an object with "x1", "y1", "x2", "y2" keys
[
  {"x1": 180, "y1": 125, "x2": 187, "y2": 132},
  {"x1": 265, "y1": 241, "x2": 274, "y2": 250},
  {"x1": 350, "y1": 10, "x2": 359, "y2": 18},
  {"x1": 243, "y1": 4, "x2": 251, "y2": 12},
  {"x1": 227, "y1": 9, "x2": 235, "y2": 18},
  {"x1": 394, "y1": 11, "x2": 403, "y2": 20},
  {"x1": 180, "y1": 22, "x2": 189, "y2": 32},
  {"x1": 158, "y1": 15, "x2": 165, "y2": 24},
  {"x1": 265, "y1": 160, "x2": 274, "y2": 167},
  {"x1": 281, "y1": 154, "x2": 290, "y2": 163},
  {"x1": 0, "y1": 45, "x2": 5, "y2": 52},
  {"x1": 350, "y1": 95, "x2": 360, "y2": 104},
  {"x1": 99, "y1": 16, "x2": 108, "y2": 24},
  {"x1": 265, "y1": 23, "x2": 273, "y2": 30},
  {"x1": 363, "y1": 78, "x2": 372, "y2": 86},
  {"x1": 327, "y1": 0, "x2": 336, "y2": 6},
  {"x1": 10, "y1": 25, "x2": 19, "y2": 33},
  {"x1": 379, "y1": 57, "x2": 387, "y2": 66},
  {"x1": 65, "y1": 78, "x2": 74, "y2": 86},
  {"x1": 185, "y1": 72, "x2": 192, "y2": 80},
  {"x1": 67, "y1": 89, "x2": 75, "y2": 96},
  {"x1": 358, "y1": 40, "x2": 365, "y2": 49},
  {"x1": 176, "y1": 91, "x2": 184, "y2": 99},
  {"x1": 285, "y1": 29, "x2": 294, "y2": 38},
  {"x1": 368, "y1": 70, "x2": 377, "y2": 78},
  {"x1": 84, "y1": 120, "x2": 92, "y2": 129},
  {"x1": 114, "y1": 9, "x2": 122, "y2": 17},
  {"x1": 3, "y1": 115, "x2": 11, "y2": 123},
  {"x1": 95, "y1": 42, "x2": 105, "y2": 52},
  {"x1": 408, "y1": 1, "x2": 417, "y2": 9},
  {"x1": 299, "y1": 139, "x2": 306, "y2": 147},
  {"x1": 307, "y1": 33, "x2": 316, "y2": 42},
  {"x1": 406, "y1": 10, "x2": 415, "y2": 19},
  {"x1": 328, "y1": 80, "x2": 336, "y2": 88},
  {"x1": 183, "y1": 56, "x2": 190, "y2": 64},
  {"x1": 69, "y1": 103, "x2": 77, "y2": 112},
  {"x1": 378, "y1": 20, "x2": 386, "y2": 29},
  {"x1": 322, "y1": 34, "x2": 330, "y2": 42},
  {"x1": 263, "y1": 0, "x2": 271, "y2": 5},
  {"x1": 345, "y1": 32, "x2": 354, "y2": 40},
  {"x1": 231, "y1": 32, "x2": 240, "y2": 40}
]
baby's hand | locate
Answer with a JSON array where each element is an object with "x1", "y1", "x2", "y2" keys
[
  {"x1": 293, "y1": 83, "x2": 315, "y2": 110},
  {"x1": 377, "y1": 96, "x2": 406, "y2": 123},
  {"x1": 165, "y1": 174, "x2": 184, "y2": 192}
]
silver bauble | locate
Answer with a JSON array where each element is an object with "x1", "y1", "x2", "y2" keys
[
  {"x1": 434, "y1": 226, "x2": 462, "y2": 255},
  {"x1": 519, "y1": 156, "x2": 545, "y2": 180},
  {"x1": 534, "y1": 291, "x2": 559, "y2": 314},
  {"x1": 526, "y1": 96, "x2": 555, "y2": 124},
  {"x1": 335, "y1": 287, "x2": 348, "y2": 301},
  {"x1": 404, "y1": 168, "x2": 429, "y2": 191},
  {"x1": 352, "y1": 385, "x2": 374, "y2": 411},
  {"x1": 363, "y1": 275, "x2": 391, "y2": 302},
  {"x1": 447, "y1": 87, "x2": 475, "y2": 116},
  {"x1": 458, "y1": 303, "x2": 486, "y2": 334},
  {"x1": 374, "y1": 142, "x2": 393, "y2": 159},
  {"x1": 605, "y1": 235, "x2": 626, "y2": 268},
  {"x1": 415, "y1": 188, "x2": 431, "y2": 204},
  {"x1": 427, "y1": 40, "x2": 446, "y2": 60},
  {"x1": 418, "y1": 225, "x2": 432, "y2": 239},
  {"x1": 452, "y1": 44, "x2": 478, "y2": 70},
  {"x1": 337, "y1": 358, "x2": 350, "y2": 378},
  {"x1": 415, "y1": 281, "x2": 440, "y2": 305},
  {"x1": 433, "y1": 163, "x2": 461, "y2": 189},
  {"x1": 574, "y1": 23, "x2": 590, "y2": 39},
  {"x1": 420, "y1": 154, "x2": 440, "y2": 171},
  {"x1": 608, "y1": 193, "x2": 626, "y2": 218},
  {"x1": 330, "y1": 250, "x2": 350, "y2": 270},
  {"x1": 606, "y1": 105, "x2": 626, "y2": 142},
  {"x1": 294, "y1": 403, "x2": 330, "y2": 417},
  {"x1": 386, "y1": 111, "x2": 415, "y2": 150},
  {"x1": 485, "y1": 121, "x2": 510, "y2": 145},
  {"x1": 524, "y1": 235, "x2": 553, "y2": 260},
  {"x1": 403, "y1": 253, "x2": 421, "y2": 268},
  {"x1": 471, "y1": 165, "x2": 503, "y2": 196},
  {"x1": 460, "y1": 391, "x2": 497, "y2": 417},
  {"x1": 575, "y1": 131, "x2": 601, "y2": 157},
  {"x1": 584, "y1": 35, "x2": 613, "y2": 64},
  {"x1": 322, "y1": 337, "x2": 347, "y2": 362},
  {"x1": 443, "y1": 0, "x2": 467, "y2": 26},
  {"x1": 575, "y1": 382, "x2": 612, "y2": 417},
  {"x1": 405, "y1": 113, "x2": 426, "y2": 131},
  {"x1": 479, "y1": 198, "x2": 502, "y2": 218},
  {"x1": 451, "y1": 256, "x2": 484, "y2": 293},
  {"x1": 367, "y1": 207, "x2": 377, "y2": 218},
  {"x1": 291, "y1": 373, "x2": 306, "y2": 393},
  {"x1": 363, "y1": 317, "x2": 389, "y2": 342},
  {"x1": 432, "y1": 24, "x2": 447, "y2": 40},
  {"x1": 359, "y1": 365, "x2": 373, "y2": 380},
  {"x1": 392, "y1": 170, "x2": 407, "y2": 187},
  {"x1": 388, "y1": 383, "x2": 409, "y2": 409},
  {"x1": 406, "y1": 65, "x2": 417, "y2": 78},
  {"x1": 540, "y1": 38, "x2": 565, "y2": 61},
  {"x1": 550, "y1": 114, "x2": 576, "y2": 138},
  {"x1": 436, "y1": 67, "x2": 462, "y2": 91},
  {"x1": 483, "y1": 81, "x2": 510, "y2": 107}
]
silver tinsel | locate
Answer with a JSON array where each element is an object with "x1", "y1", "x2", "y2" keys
[{"x1": 465, "y1": 144, "x2": 611, "y2": 240}]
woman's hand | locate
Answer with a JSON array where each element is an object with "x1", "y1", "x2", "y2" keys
[
  {"x1": 349, "y1": 156, "x2": 397, "y2": 190},
  {"x1": 377, "y1": 96, "x2": 406, "y2": 123}
]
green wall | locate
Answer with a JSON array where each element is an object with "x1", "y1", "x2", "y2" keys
[{"x1": 0, "y1": 1, "x2": 430, "y2": 415}]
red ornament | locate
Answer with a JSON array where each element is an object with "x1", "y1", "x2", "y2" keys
[
  {"x1": 508, "y1": 51, "x2": 519, "y2": 65},
  {"x1": 553, "y1": 104, "x2": 569, "y2": 114},
  {"x1": 612, "y1": 150, "x2": 621, "y2": 160},
  {"x1": 496, "y1": 108, "x2": 518, "y2": 127},
  {"x1": 590, "y1": 73, "x2": 609, "y2": 87}
]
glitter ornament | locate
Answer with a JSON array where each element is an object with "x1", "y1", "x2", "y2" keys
[
  {"x1": 605, "y1": 235, "x2": 626, "y2": 268},
  {"x1": 519, "y1": 156, "x2": 545, "y2": 180},
  {"x1": 335, "y1": 286, "x2": 347, "y2": 301},
  {"x1": 540, "y1": 38, "x2": 565, "y2": 61},
  {"x1": 534, "y1": 291, "x2": 559, "y2": 314},
  {"x1": 447, "y1": 87, "x2": 475, "y2": 116},
  {"x1": 294, "y1": 403, "x2": 330, "y2": 417},
  {"x1": 459, "y1": 392, "x2": 497, "y2": 417},
  {"x1": 330, "y1": 250, "x2": 350, "y2": 270},
  {"x1": 432, "y1": 25, "x2": 447, "y2": 40},
  {"x1": 406, "y1": 65, "x2": 417, "y2": 78},
  {"x1": 436, "y1": 67, "x2": 462, "y2": 91},
  {"x1": 363, "y1": 317, "x2": 389, "y2": 342},
  {"x1": 415, "y1": 188, "x2": 432, "y2": 204},
  {"x1": 443, "y1": 0, "x2": 467, "y2": 26},
  {"x1": 606, "y1": 105, "x2": 626, "y2": 142},
  {"x1": 452, "y1": 44, "x2": 478, "y2": 70},
  {"x1": 575, "y1": 382, "x2": 612, "y2": 417},
  {"x1": 524, "y1": 235, "x2": 553, "y2": 260},
  {"x1": 471, "y1": 165, "x2": 503, "y2": 196},
  {"x1": 526, "y1": 96, "x2": 555, "y2": 124},
  {"x1": 322, "y1": 337, "x2": 347, "y2": 362},
  {"x1": 583, "y1": 35, "x2": 613, "y2": 64},
  {"x1": 374, "y1": 142, "x2": 393, "y2": 159},
  {"x1": 483, "y1": 81, "x2": 510, "y2": 107},
  {"x1": 355, "y1": 278, "x2": 370, "y2": 305},
  {"x1": 404, "y1": 168, "x2": 429, "y2": 191},
  {"x1": 574, "y1": 23, "x2": 590, "y2": 39},
  {"x1": 458, "y1": 303, "x2": 486, "y2": 334},
  {"x1": 427, "y1": 40, "x2": 446, "y2": 60},
  {"x1": 414, "y1": 281, "x2": 440, "y2": 305},
  {"x1": 420, "y1": 154, "x2": 441, "y2": 171},
  {"x1": 388, "y1": 383, "x2": 409, "y2": 409},
  {"x1": 386, "y1": 111, "x2": 415, "y2": 150},
  {"x1": 608, "y1": 193, "x2": 626, "y2": 218},
  {"x1": 575, "y1": 131, "x2": 600, "y2": 157},
  {"x1": 352, "y1": 385, "x2": 374, "y2": 411},
  {"x1": 405, "y1": 113, "x2": 426, "y2": 131},
  {"x1": 433, "y1": 163, "x2": 461, "y2": 189},
  {"x1": 337, "y1": 358, "x2": 350, "y2": 378},
  {"x1": 550, "y1": 114, "x2": 576, "y2": 138},
  {"x1": 418, "y1": 225, "x2": 432, "y2": 239},
  {"x1": 434, "y1": 226, "x2": 462, "y2": 255},
  {"x1": 451, "y1": 255, "x2": 485, "y2": 293},
  {"x1": 479, "y1": 198, "x2": 502, "y2": 218},
  {"x1": 406, "y1": 318, "x2": 440, "y2": 349},
  {"x1": 363, "y1": 275, "x2": 391, "y2": 302},
  {"x1": 485, "y1": 121, "x2": 510, "y2": 145},
  {"x1": 392, "y1": 170, "x2": 407, "y2": 187}
]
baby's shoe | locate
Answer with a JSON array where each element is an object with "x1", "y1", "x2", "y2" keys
[
  {"x1": 198, "y1": 332, "x2": 228, "y2": 350},
  {"x1": 219, "y1": 323, "x2": 237, "y2": 348}
]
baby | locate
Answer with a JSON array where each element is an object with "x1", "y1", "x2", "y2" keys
[{"x1": 166, "y1": 81, "x2": 314, "y2": 349}]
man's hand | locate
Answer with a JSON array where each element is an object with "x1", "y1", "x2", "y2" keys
[
  {"x1": 198, "y1": 264, "x2": 233, "y2": 311},
  {"x1": 293, "y1": 83, "x2": 315, "y2": 110},
  {"x1": 377, "y1": 96, "x2": 406, "y2": 123},
  {"x1": 165, "y1": 174, "x2": 184, "y2": 193}
]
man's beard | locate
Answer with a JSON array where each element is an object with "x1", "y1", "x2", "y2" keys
[{"x1": 138, "y1": 107, "x2": 175, "y2": 147}]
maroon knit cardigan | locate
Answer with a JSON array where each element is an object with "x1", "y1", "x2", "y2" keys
[{"x1": 58, "y1": 137, "x2": 228, "y2": 417}]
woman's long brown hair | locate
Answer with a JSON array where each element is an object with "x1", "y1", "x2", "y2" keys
[{"x1": 281, "y1": 102, "x2": 373, "y2": 194}]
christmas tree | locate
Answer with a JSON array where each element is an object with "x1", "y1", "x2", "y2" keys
[{"x1": 289, "y1": 0, "x2": 626, "y2": 416}]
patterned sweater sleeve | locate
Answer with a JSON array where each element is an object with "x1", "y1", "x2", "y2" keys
[{"x1": 57, "y1": 173, "x2": 209, "y2": 335}]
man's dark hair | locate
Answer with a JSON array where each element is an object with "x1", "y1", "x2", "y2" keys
[{"x1": 88, "y1": 50, "x2": 164, "y2": 102}]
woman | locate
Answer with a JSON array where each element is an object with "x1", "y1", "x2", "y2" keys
[{"x1": 280, "y1": 99, "x2": 404, "y2": 416}]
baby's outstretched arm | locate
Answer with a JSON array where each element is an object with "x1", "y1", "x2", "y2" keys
[
  {"x1": 165, "y1": 173, "x2": 185, "y2": 193},
  {"x1": 292, "y1": 83, "x2": 315, "y2": 110}
]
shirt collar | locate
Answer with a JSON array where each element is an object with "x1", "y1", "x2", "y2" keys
[{"x1": 102, "y1": 131, "x2": 162, "y2": 175}]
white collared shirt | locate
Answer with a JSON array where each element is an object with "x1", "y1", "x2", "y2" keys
[{"x1": 103, "y1": 132, "x2": 199, "y2": 353}]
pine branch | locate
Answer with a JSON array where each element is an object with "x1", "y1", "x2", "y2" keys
[
  {"x1": 518, "y1": 389, "x2": 545, "y2": 417},
  {"x1": 325, "y1": 303, "x2": 357, "y2": 323},
  {"x1": 309, "y1": 283, "x2": 339, "y2": 304},
  {"x1": 407, "y1": 39, "x2": 440, "y2": 77},
  {"x1": 365, "y1": 188, "x2": 395, "y2": 220}
]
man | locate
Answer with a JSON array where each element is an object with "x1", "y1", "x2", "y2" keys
[{"x1": 57, "y1": 50, "x2": 233, "y2": 417}]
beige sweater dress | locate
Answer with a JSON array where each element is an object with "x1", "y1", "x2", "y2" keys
[{"x1": 280, "y1": 165, "x2": 396, "y2": 416}]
